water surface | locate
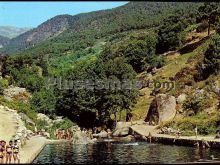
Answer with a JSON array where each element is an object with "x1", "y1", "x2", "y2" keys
[{"x1": 33, "y1": 142, "x2": 220, "y2": 164}]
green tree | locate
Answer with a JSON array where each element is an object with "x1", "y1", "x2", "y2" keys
[
  {"x1": 183, "y1": 95, "x2": 203, "y2": 115},
  {"x1": 195, "y1": 34, "x2": 220, "y2": 80},
  {"x1": 197, "y1": 2, "x2": 220, "y2": 36},
  {"x1": 0, "y1": 79, "x2": 8, "y2": 94},
  {"x1": 203, "y1": 34, "x2": 220, "y2": 74},
  {"x1": 101, "y1": 33, "x2": 164, "y2": 73},
  {"x1": 30, "y1": 88, "x2": 57, "y2": 115},
  {"x1": 156, "y1": 14, "x2": 188, "y2": 53}
]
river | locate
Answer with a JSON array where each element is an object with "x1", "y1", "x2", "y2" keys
[{"x1": 33, "y1": 141, "x2": 220, "y2": 164}]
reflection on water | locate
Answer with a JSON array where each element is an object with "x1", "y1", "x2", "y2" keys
[{"x1": 33, "y1": 142, "x2": 220, "y2": 164}]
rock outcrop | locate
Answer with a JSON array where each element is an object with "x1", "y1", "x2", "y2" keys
[
  {"x1": 176, "y1": 93, "x2": 187, "y2": 104},
  {"x1": 0, "y1": 105, "x2": 34, "y2": 147},
  {"x1": 145, "y1": 94, "x2": 176, "y2": 125},
  {"x1": 112, "y1": 122, "x2": 131, "y2": 137},
  {"x1": 71, "y1": 126, "x2": 97, "y2": 144},
  {"x1": 211, "y1": 81, "x2": 220, "y2": 96},
  {"x1": 37, "y1": 113, "x2": 64, "y2": 127},
  {"x1": 3, "y1": 86, "x2": 31, "y2": 103}
]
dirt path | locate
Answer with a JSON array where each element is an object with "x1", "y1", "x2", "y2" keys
[{"x1": 0, "y1": 106, "x2": 17, "y2": 142}]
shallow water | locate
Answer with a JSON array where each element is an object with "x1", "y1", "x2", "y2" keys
[{"x1": 33, "y1": 142, "x2": 220, "y2": 164}]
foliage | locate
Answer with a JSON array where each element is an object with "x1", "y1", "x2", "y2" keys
[
  {"x1": 30, "y1": 88, "x2": 57, "y2": 116},
  {"x1": 112, "y1": 32, "x2": 164, "y2": 72},
  {"x1": 156, "y1": 14, "x2": 189, "y2": 53},
  {"x1": 195, "y1": 34, "x2": 220, "y2": 80},
  {"x1": 0, "y1": 78, "x2": 8, "y2": 94},
  {"x1": 196, "y1": 2, "x2": 220, "y2": 35},
  {"x1": 56, "y1": 56, "x2": 138, "y2": 125},
  {"x1": 168, "y1": 112, "x2": 220, "y2": 135},
  {"x1": 183, "y1": 95, "x2": 203, "y2": 115},
  {"x1": 0, "y1": 96, "x2": 37, "y2": 122}
]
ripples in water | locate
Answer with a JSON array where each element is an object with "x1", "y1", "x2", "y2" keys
[{"x1": 33, "y1": 142, "x2": 220, "y2": 164}]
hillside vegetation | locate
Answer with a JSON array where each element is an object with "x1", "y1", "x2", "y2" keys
[{"x1": 1, "y1": 2, "x2": 220, "y2": 134}]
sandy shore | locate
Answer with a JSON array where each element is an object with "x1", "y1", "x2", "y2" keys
[{"x1": 0, "y1": 107, "x2": 17, "y2": 142}]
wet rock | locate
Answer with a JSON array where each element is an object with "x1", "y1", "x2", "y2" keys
[
  {"x1": 72, "y1": 126, "x2": 97, "y2": 144},
  {"x1": 113, "y1": 122, "x2": 131, "y2": 137},
  {"x1": 120, "y1": 135, "x2": 135, "y2": 142}
]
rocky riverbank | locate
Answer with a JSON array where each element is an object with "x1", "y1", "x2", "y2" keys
[
  {"x1": 0, "y1": 104, "x2": 71, "y2": 164},
  {"x1": 130, "y1": 124, "x2": 220, "y2": 149}
]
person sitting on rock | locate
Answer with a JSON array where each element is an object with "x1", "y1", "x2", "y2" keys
[{"x1": 12, "y1": 140, "x2": 20, "y2": 164}]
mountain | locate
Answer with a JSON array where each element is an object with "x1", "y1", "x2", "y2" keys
[
  {"x1": 2, "y1": 2, "x2": 220, "y2": 138},
  {"x1": 0, "y1": 26, "x2": 31, "y2": 39},
  {"x1": 1, "y1": 15, "x2": 72, "y2": 53},
  {"x1": 1, "y1": 2, "x2": 201, "y2": 54},
  {"x1": 0, "y1": 35, "x2": 10, "y2": 48}
]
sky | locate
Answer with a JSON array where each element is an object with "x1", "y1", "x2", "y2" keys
[{"x1": 0, "y1": 1, "x2": 128, "y2": 28}]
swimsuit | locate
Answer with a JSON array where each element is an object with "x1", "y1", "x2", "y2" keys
[
  {"x1": 6, "y1": 145, "x2": 12, "y2": 155},
  {"x1": 13, "y1": 145, "x2": 19, "y2": 154},
  {"x1": 0, "y1": 147, "x2": 4, "y2": 159}
]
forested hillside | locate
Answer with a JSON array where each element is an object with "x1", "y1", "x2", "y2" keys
[
  {"x1": 1, "y1": 2, "x2": 200, "y2": 54},
  {"x1": 1, "y1": 2, "x2": 220, "y2": 133}
]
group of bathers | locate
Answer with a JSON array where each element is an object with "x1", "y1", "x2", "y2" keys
[{"x1": 0, "y1": 140, "x2": 20, "y2": 164}]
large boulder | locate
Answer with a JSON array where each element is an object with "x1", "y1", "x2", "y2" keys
[
  {"x1": 19, "y1": 112, "x2": 35, "y2": 126},
  {"x1": 37, "y1": 113, "x2": 53, "y2": 127},
  {"x1": 211, "y1": 81, "x2": 220, "y2": 96},
  {"x1": 120, "y1": 135, "x2": 135, "y2": 142},
  {"x1": 176, "y1": 93, "x2": 187, "y2": 104},
  {"x1": 93, "y1": 130, "x2": 108, "y2": 138},
  {"x1": 145, "y1": 94, "x2": 176, "y2": 125},
  {"x1": 112, "y1": 122, "x2": 131, "y2": 137}
]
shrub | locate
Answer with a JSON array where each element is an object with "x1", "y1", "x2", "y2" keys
[
  {"x1": 0, "y1": 79, "x2": 8, "y2": 94},
  {"x1": 183, "y1": 95, "x2": 203, "y2": 115}
]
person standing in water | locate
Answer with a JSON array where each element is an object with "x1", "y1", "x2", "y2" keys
[
  {"x1": 5, "y1": 140, "x2": 13, "y2": 164},
  {"x1": 13, "y1": 140, "x2": 20, "y2": 164}
]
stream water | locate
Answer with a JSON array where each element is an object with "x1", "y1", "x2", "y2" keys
[{"x1": 33, "y1": 141, "x2": 220, "y2": 164}]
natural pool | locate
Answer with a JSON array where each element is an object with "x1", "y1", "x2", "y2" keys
[{"x1": 33, "y1": 141, "x2": 220, "y2": 164}]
